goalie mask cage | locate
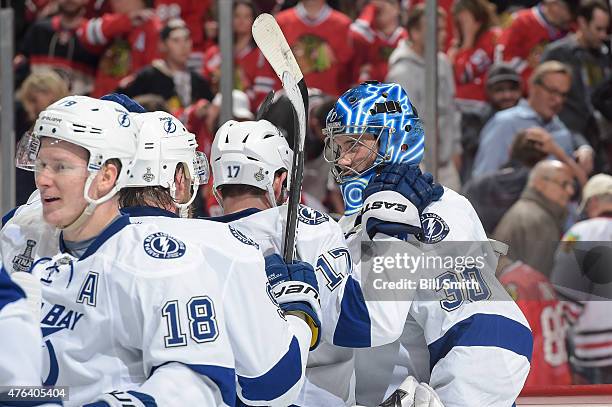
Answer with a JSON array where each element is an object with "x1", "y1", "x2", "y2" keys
[{"x1": 517, "y1": 384, "x2": 612, "y2": 406}]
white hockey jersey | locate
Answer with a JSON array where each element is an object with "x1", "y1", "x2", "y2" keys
[
  {"x1": 209, "y1": 205, "x2": 363, "y2": 407},
  {"x1": 124, "y1": 206, "x2": 312, "y2": 407},
  {"x1": 342, "y1": 188, "x2": 532, "y2": 407},
  {"x1": 1, "y1": 191, "x2": 59, "y2": 276},
  {"x1": 551, "y1": 216, "x2": 612, "y2": 369},
  {"x1": 33, "y1": 215, "x2": 236, "y2": 407},
  {"x1": 0, "y1": 266, "x2": 45, "y2": 390}
]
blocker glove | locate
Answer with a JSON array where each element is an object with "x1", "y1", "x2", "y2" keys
[{"x1": 362, "y1": 164, "x2": 444, "y2": 239}]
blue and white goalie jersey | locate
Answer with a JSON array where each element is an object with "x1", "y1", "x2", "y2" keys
[
  {"x1": 126, "y1": 207, "x2": 311, "y2": 407},
  {"x1": 342, "y1": 188, "x2": 533, "y2": 407},
  {"x1": 34, "y1": 216, "x2": 235, "y2": 407}
]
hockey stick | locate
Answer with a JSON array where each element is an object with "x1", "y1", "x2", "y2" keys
[{"x1": 252, "y1": 13, "x2": 308, "y2": 263}]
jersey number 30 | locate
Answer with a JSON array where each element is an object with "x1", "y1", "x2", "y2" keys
[{"x1": 162, "y1": 296, "x2": 219, "y2": 347}]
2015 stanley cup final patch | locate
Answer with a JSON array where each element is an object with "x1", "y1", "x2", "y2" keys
[
  {"x1": 417, "y1": 213, "x2": 450, "y2": 243},
  {"x1": 143, "y1": 233, "x2": 186, "y2": 259},
  {"x1": 298, "y1": 206, "x2": 329, "y2": 225},
  {"x1": 229, "y1": 225, "x2": 260, "y2": 249}
]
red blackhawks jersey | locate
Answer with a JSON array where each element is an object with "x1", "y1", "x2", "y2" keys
[
  {"x1": 77, "y1": 13, "x2": 161, "y2": 97},
  {"x1": 496, "y1": 6, "x2": 568, "y2": 86},
  {"x1": 155, "y1": 0, "x2": 210, "y2": 51},
  {"x1": 454, "y1": 28, "x2": 500, "y2": 102},
  {"x1": 275, "y1": 3, "x2": 353, "y2": 96},
  {"x1": 19, "y1": 15, "x2": 99, "y2": 95},
  {"x1": 202, "y1": 44, "x2": 278, "y2": 112},
  {"x1": 349, "y1": 4, "x2": 407, "y2": 83},
  {"x1": 500, "y1": 261, "x2": 572, "y2": 387}
]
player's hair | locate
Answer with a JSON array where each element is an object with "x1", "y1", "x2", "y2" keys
[
  {"x1": 509, "y1": 130, "x2": 548, "y2": 168},
  {"x1": 406, "y1": 4, "x2": 446, "y2": 33},
  {"x1": 452, "y1": 0, "x2": 498, "y2": 48},
  {"x1": 17, "y1": 69, "x2": 69, "y2": 104},
  {"x1": 577, "y1": 0, "x2": 610, "y2": 22},
  {"x1": 118, "y1": 163, "x2": 188, "y2": 214},
  {"x1": 530, "y1": 61, "x2": 572, "y2": 87}
]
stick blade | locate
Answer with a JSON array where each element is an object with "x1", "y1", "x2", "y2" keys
[{"x1": 252, "y1": 13, "x2": 303, "y2": 83}]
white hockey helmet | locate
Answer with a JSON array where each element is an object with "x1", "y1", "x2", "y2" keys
[
  {"x1": 211, "y1": 120, "x2": 293, "y2": 207},
  {"x1": 130, "y1": 111, "x2": 209, "y2": 215},
  {"x1": 16, "y1": 96, "x2": 139, "y2": 228}
]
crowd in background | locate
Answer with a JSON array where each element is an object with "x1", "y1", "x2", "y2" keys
[{"x1": 5, "y1": 0, "x2": 612, "y2": 389}]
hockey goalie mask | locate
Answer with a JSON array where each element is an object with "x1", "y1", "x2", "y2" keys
[
  {"x1": 323, "y1": 82, "x2": 424, "y2": 214},
  {"x1": 130, "y1": 112, "x2": 209, "y2": 217},
  {"x1": 17, "y1": 96, "x2": 139, "y2": 229},
  {"x1": 211, "y1": 120, "x2": 293, "y2": 208}
]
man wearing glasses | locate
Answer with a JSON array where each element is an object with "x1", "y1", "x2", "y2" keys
[
  {"x1": 473, "y1": 61, "x2": 594, "y2": 177},
  {"x1": 494, "y1": 160, "x2": 576, "y2": 277}
]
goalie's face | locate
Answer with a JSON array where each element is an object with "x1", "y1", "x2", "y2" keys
[
  {"x1": 324, "y1": 132, "x2": 380, "y2": 181},
  {"x1": 35, "y1": 137, "x2": 90, "y2": 228}
]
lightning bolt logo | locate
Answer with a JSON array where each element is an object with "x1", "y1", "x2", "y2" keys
[
  {"x1": 143, "y1": 233, "x2": 186, "y2": 259},
  {"x1": 417, "y1": 213, "x2": 450, "y2": 244}
]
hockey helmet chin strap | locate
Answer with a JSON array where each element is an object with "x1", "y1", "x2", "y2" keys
[{"x1": 59, "y1": 171, "x2": 122, "y2": 232}]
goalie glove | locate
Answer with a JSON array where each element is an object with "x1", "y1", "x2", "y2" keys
[
  {"x1": 352, "y1": 377, "x2": 444, "y2": 407},
  {"x1": 264, "y1": 254, "x2": 322, "y2": 350},
  {"x1": 361, "y1": 164, "x2": 444, "y2": 239},
  {"x1": 378, "y1": 376, "x2": 444, "y2": 407}
]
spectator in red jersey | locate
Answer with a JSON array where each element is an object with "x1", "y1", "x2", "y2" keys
[
  {"x1": 499, "y1": 260, "x2": 573, "y2": 386},
  {"x1": 154, "y1": 0, "x2": 211, "y2": 71},
  {"x1": 496, "y1": 0, "x2": 578, "y2": 87},
  {"x1": 275, "y1": 0, "x2": 354, "y2": 96},
  {"x1": 203, "y1": 0, "x2": 277, "y2": 112},
  {"x1": 117, "y1": 18, "x2": 213, "y2": 115},
  {"x1": 78, "y1": 0, "x2": 161, "y2": 97},
  {"x1": 349, "y1": 0, "x2": 407, "y2": 83},
  {"x1": 15, "y1": 0, "x2": 99, "y2": 95},
  {"x1": 448, "y1": 0, "x2": 500, "y2": 105}
]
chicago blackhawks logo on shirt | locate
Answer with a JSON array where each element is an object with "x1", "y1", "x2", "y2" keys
[
  {"x1": 417, "y1": 213, "x2": 450, "y2": 243},
  {"x1": 143, "y1": 233, "x2": 186, "y2": 259}
]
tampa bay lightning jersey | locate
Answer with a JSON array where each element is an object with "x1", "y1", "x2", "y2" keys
[
  {"x1": 341, "y1": 187, "x2": 533, "y2": 407},
  {"x1": 0, "y1": 266, "x2": 45, "y2": 389},
  {"x1": 33, "y1": 216, "x2": 235, "y2": 407},
  {"x1": 211, "y1": 203, "x2": 401, "y2": 407},
  {"x1": 1, "y1": 191, "x2": 59, "y2": 276},
  {"x1": 125, "y1": 206, "x2": 312, "y2": 407}
]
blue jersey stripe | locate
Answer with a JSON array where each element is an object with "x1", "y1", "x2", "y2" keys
[
  {"x1": 333, "y1": 276, "x2": 371, "y2": 347},
  {"x1": 237, "y1": 335, "x2": 302, "y2": 403},
  {"x1": 428, "y1": 313, "x2": 533, "y2": 371},
  {"x1": 0, "y1": 267, "x2": 25, "y2": 312},
  {"x1": 149, "y1": 363, "x2": 235, "y2": 406},
  {"x1": 182, "y1": 364, "x2": 236, "y2": 407},
  {"x1": 2, "y1": 207, "x2": 18, "y2": 227},
  {"x1": 126, "y1": 391, "x2": 156, "y2": 406}
]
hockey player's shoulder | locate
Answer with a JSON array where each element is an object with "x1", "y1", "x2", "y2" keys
[
  {"x1": 297, "y1": 204, "x2": 331, "y2": 226},
  {"x1": 418, "y1": 187, "x2": 485, "y2": 242},
  {"x1": 110, "y1": 222, "x2": 201, "y2": 272}
]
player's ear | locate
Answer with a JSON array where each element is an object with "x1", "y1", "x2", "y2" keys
[
  {"x1": 174, "y1": 163, "x2": 189, "y2": 204},
  {"x1": 273, "y1": 171, "x2": 288, "y2": 203},
  {"x1": 92, "y1": 160, "x2": 120, "y2": 198}
]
